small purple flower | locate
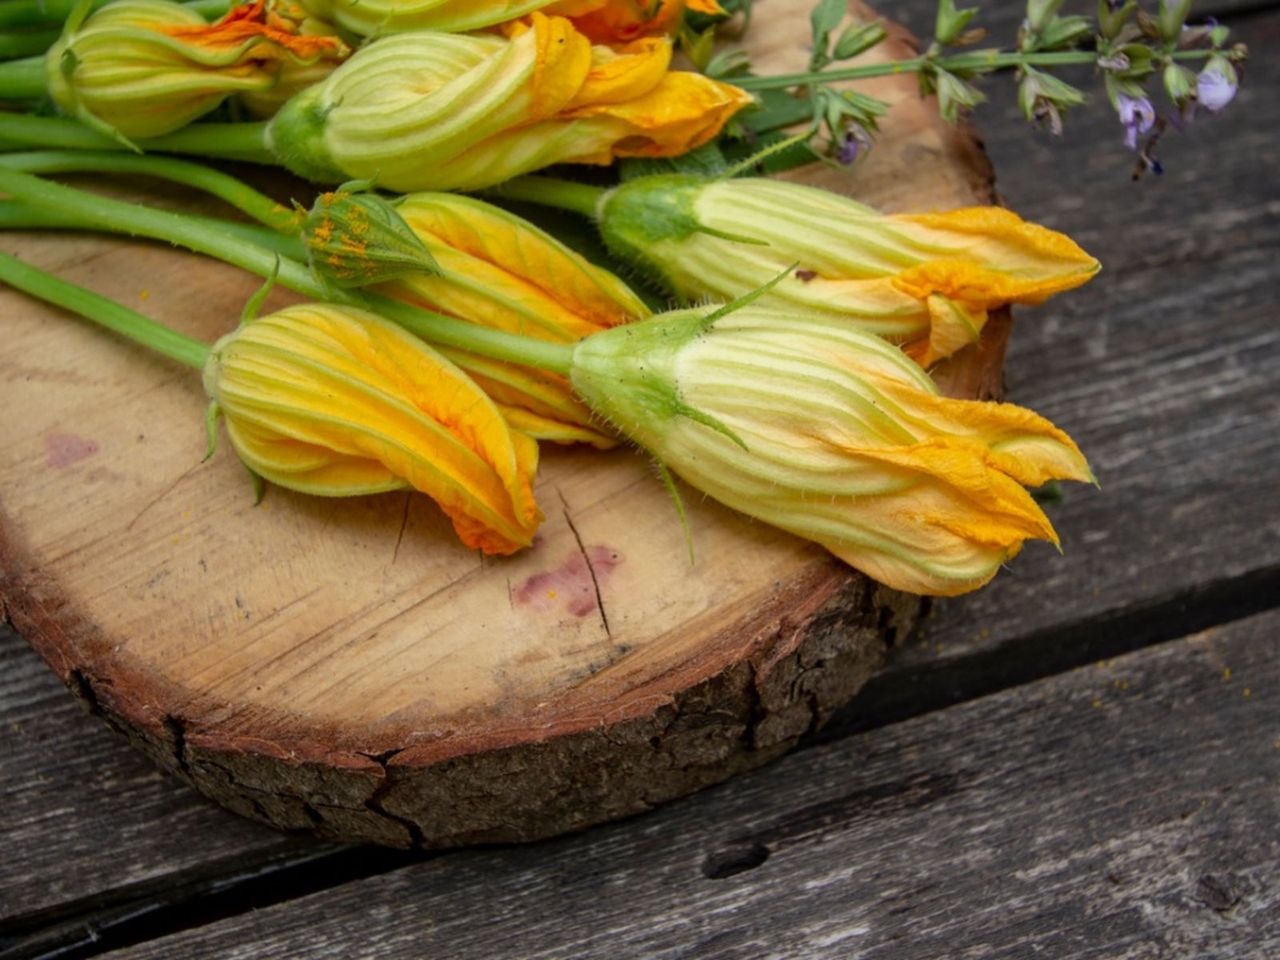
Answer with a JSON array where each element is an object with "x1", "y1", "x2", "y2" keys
[
  {"x1": 1117, "y1": 94, "x2": 1156, "y2": 150},
  {"x1": 836, "y1": 127, "x2": 869, "y2": 166},
  {"x1": 1197, "y1": 69, "x2": 1237, "y2": 113}
]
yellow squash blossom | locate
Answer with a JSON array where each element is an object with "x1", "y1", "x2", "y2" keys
[
  {"x1": 598, "y1": 175, "x2": 1099, "y2": 367},
  {"x1": 266, "y1": 13, "x2": 753, "y2": 191},
  {"x1": 570, "y1": 305, "x2": 1093, "y2": 596},
  {"x1": 46, "y1": 0, "x2": 349, "y2": 139},
  {"x1": 300, "y1": 189, "x2": 650, "y2": 446},
  {"x1": 204, "y1": 302, "x2": 542, "y2": 554},
  {"x1": 292, "y1": 0, "x2": 720, "y2": 39},
  {"x1": 380, "y1": 192, "x2": 650, "y2": 447},
  {"x1": 550, "y1": 0, "x2": 725, "y2": 44}
]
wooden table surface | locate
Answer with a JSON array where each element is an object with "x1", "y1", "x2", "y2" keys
[{"x1": 2, "y1": 1, "x2": 1277, "y2": 957}]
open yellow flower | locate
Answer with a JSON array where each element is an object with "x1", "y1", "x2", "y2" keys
[
  {"x1": 267, "y1": 13, "x2": 753, "y2": 191},
  {"x1": 570, "y1": 305, "x2": 1093, "y2": 595},
  {"x1": 203, "y1": 302, "x2": 542, "y2": 554},
  {"x1": 46, "y1": 0, "x2": 348, "y2": 139},
  {"x1": 598, "y1": 175, "x2": 1100, "y2": 367}
]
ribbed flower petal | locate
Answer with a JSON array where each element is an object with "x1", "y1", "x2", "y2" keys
[
  {"x1": 570, "y1": 307, "x2": 1092, "y2": 596},
  {"x1": 268, "y1": 13, "x2": 750, "y2": 190},
  {"x1": 204, "y1": 303, "x2": 543, "y2": 554},
  {"x1": 598, "y1": 176, "x2": 1099, "y2": 366}
]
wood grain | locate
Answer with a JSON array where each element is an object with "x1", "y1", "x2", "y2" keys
[
  {"x1": 0, "y1": 1, "x2": 1011, "y2": 849},
  {"x1": 99, "y1": 610, "x2": 1280, "y2": 960}
]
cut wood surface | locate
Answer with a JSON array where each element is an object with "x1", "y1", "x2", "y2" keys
[
  {"x1": 0, "y1": 1, "x2": 1007, "y2": 849},
  {"x1": 99, "y1": 610, "x2": 1280, "y2": 960}
]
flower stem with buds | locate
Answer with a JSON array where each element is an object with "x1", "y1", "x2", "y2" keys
[{"x1": 0, "y1": 169, "x2": 576, "y2": 374}]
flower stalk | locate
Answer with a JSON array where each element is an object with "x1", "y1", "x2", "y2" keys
[
  {"x1": 0, "y1": 249, "x2": 209, "y2": 368},
  {"x1": 0, "y1": 167, "x2": 577, "y2": 374}
]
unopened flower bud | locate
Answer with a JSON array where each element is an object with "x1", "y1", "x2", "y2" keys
[
  {"x1": 302, "y1": 186, "x2": 440, "y2": 288},
  {"x1": 203, "y1": 302, "x2": 542, "y2": 554},
  {"x1": 380, "y1": 192, "x2": 650, "y2": 447},
  {"x1": 47, "y1": 0, "x2": 347, "y2": 140},
  {"x1": 597, "y1": 174, "x2": 1098, "y2": 367},
  {"x1": 266, "y1": 13, "x2": 751, "y2": 191},
  {"x1": 570, "y1": 306, "x2": 1092, "y2": 596}
]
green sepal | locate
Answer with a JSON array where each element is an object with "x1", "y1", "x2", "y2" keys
[
  {"x1": 654, "y1": 460, "x2": 696, "y2": 565},
  {"x1": 202, "y1": 400, "x2": 221, "y2": 462}
]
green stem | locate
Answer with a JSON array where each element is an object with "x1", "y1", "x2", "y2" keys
[
  {"x1": 0, "y1": 151, "x2": 302, "y2": 233},
  {"x1": 0, "y1": 169, "x2": 576, "y2": 375},
  {"x1": 0, "y1": 114, "x2": 274, "y2": 164},
  {"x1": 0, "y1": 198, "x2": 305, "y2": 258},
  {"x1": 0, "y1": 30, "x2": 58, "y2": 61},
  {"x1": 0, "y1": 0, "x2": 225, "y2": 29},
  {"x1": 0, "y1": 250, "x2": 209, "y2": 368},
  {"x1": 488, "y1": 176, "x2": 606, "y2": 218},
  {"x1": 0, "y1": 56, "x2": 45, "y2": 99},
  {"x1": 734, "y1": 48, "x2": 1219, "y2": 91}
]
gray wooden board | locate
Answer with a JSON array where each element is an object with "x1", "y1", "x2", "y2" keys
[
  {"x1": 3, "y1": 0, "x2": 1278, "y2": 942},
  {"x1": 850, "y1": 6, "x2": 1280, "y2": 724},
  {"x1": 93, "y1": 610, "x2": 1280, "y2": 960},
  {"x1": 0, "y1": 622, "x2": 310, "y2": 925}
]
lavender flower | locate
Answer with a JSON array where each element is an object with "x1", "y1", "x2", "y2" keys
[
  {"x1": 1197, "y1": 69, "x2": 1238, "y2": 113},
  {"x1": 1117, "y1": 94, "x2": 1156, "y2": 150}
]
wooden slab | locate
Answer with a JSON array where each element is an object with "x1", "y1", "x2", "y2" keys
[
  {"x1": 0, "y1": 2, "x2": 1013, "y2": 847},
  {"x1": 100, "y1": 610, "x2": 1280, "y2": 960}
]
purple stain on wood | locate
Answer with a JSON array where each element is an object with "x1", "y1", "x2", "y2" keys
[
  {"x1": 45, "y1": 433, "x2": 100, "y2": 468},
  {"x1": 514, "y1": 546, "x2": 623, "y2": 618}
]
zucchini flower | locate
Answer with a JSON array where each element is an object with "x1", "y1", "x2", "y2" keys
[
  {"x1": 381, "y1": 193, "x2": 650, "y2": 447},
  {"x1": 291, "y1": 0, "x2": 720, "y2": 39},
  {"x1": 570, "y1": 305, "x2": 1093, "y2": 596},
  {"x1": 301, "y1": 188, "x2": 650, "y2": 446},
  {"x1": 267, "y1": 12, "x2": 752, "y2": 191},
  {"x1": 203, "y1": 302, "x2": 542, "y2": 554},
  {"x1": 46, "y1": 0, "x2": 349, "y2": 140},
  {"x1": 549, "y1": 0, "x2": 725, "y2": 44},
  {"x1": 598, "y1": 175, "x2": 1100, "y2": 367}
]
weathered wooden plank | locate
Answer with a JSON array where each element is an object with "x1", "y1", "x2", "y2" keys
[
  {"x1": 0, "y1": 621, "x2": 318, "y2": 931},
  {"x1": 843, "y1": 7, "x2": 1280, "y2": 726},
  {"x1": 94, "y1": 610, "x2": 1279, "y2": 960}
]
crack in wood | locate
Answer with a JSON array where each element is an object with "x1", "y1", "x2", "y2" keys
[
  {"x1": 557, "y1": 488, "x2": 611, "y2": 639},
  {"x1": 390, "y1": 492, "x2": 411, "y2": 566}
]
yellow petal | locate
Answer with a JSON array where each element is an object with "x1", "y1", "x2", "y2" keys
[{"x1": 206, "y1": 304, "x2": 543, "y2": 554}]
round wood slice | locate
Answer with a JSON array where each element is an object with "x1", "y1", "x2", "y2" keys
[{"x1": 0, "y1": 2, "x2": 1010, "y2": 847}]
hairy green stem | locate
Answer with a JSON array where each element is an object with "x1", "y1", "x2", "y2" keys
[
  {"x1": 488, "y1": 176, "x2": 606, "y2": 218},
  {"x1": 0, "y1": 56, "x2": 45, "y2": 99},
  {"x1": 0, "y1": 30, "x2": 58, "y2": 61},
  {"x1": 0, "y1": 150, "x2": 302, "y2": 233},
  {"x1": 0, "y1": 198, "x2": 305, "y2": 257},
  {"x1": 0, "y1": 250, "x2": 209, "y2": 368},
  {"x1": 0, "y1": 114, "x2": 274, "y2": 164},
  {"x1": 0, "y1": 0, "x2": 227, "y2": 30},
  {"x1": 0, "y1": 169, "x2": 576, "y2": 375},
  {"x1": 733, "y1": 48, "x2": 1222, "y2": 91}
]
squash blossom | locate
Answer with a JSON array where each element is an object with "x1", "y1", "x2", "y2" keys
[
  {"x1": 203, "y1": 302, "x2": 542, "y2": 555},
  {"x1": 598, "y1": 175, "x2": 1100, "y2": 367},
  {"x1": 300, "y1": 189, "x2": 649, "y2": 446},
  {"x1": 380, "y1": 193, "x2": 651, "y2": 447},
  {"x1": 569, "y1": 306, "x2": 1093, "y2": 596},
  {"x1": 547, "y1": 0, "x2": 725, "y2": 43},
  {"x1": 267, "y1": 12, "x2": 753, "y2": 192},
  {"x1": 46, "y1": 0, "x2": 349, "y2": 140},
  {"x1": 291, "y1": 0, "x2": 720, "y2": 39}
]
